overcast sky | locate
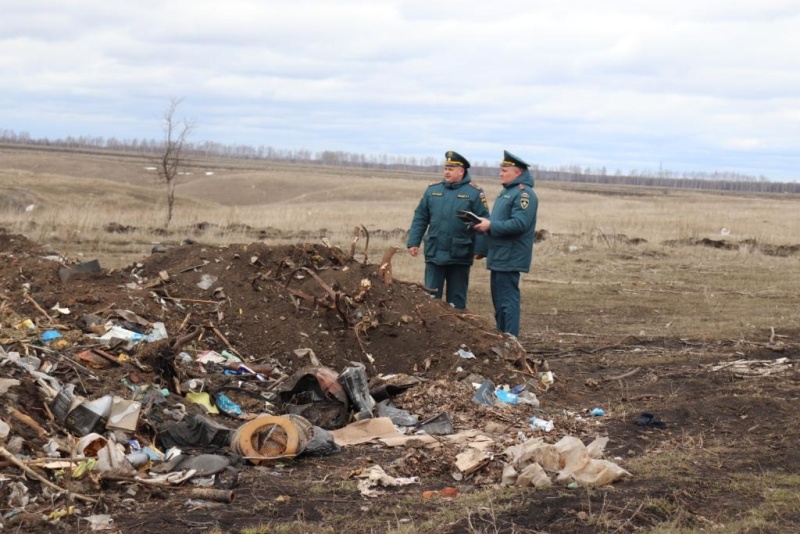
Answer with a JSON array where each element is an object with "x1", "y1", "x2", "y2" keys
[{"x1": 2, "y1": 1, "x2": 800, "y2": 180}]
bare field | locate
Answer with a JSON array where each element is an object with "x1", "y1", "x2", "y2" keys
[
  {"x1": 2, "y1": 146, "x2": 798, "y2": 341},
  {"x1": 2, "y1": 146, "x2": 800, "y2": 532}
]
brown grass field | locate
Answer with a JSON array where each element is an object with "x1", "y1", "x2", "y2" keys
[{"x1": 1, "y1": 145, "x2": 799, "y2": 533}]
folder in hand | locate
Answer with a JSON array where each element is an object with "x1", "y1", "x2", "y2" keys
[{"x1": 456, "y1": 210, "x2": 482, "y2": 225}]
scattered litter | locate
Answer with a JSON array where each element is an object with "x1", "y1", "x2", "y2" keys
[
  {"x1": 81, "y1": 514, "x2": 114, "y2": 531},
  {"x1": 215, "y1": 393, "x2": 243, "y2": 417},
  {"x1": 539, "y1": 371, "x2": 555, "y2": 389},
  {"x1": 456, "y1": 348, "x2": 476, "y2": 359},
  {"x1": 294, "y1": 348, "x2": 321, "y2": 367},
  {"x1": 495, "y1": 386, "x2": 519, "y2": 405},
  {"x1": 197, "y1": 274, "x2": 218, "y2": 290},
  {"x1": 331, "y1": 417, "x2": 403, "y2": 447},
  {"x1": 339, "y1": 364, "x2": 376, "y2": 420},
  {"x1": 41, "y1": 330, "x2": 62, "y2": 342},
  {"x1": 710, "y1": 357, "x2": 792, "y2": 377},
  {"x1": 455, "y1": 448, "x2": 491, "y2": 475},
  {"x1": 230, "y1": 414, "x2": 312, "y2": 465},
  {"x1": 416, "y1": 411, "x2": 454, "y2": 435},
  {"x1": 591, "y1": 408, "x2": 605, "y2": 417},
  {"x1": 185, "y1": 392, "x2": 220, "y2": 415},
  {"x1": 58, "y1": 259, "x2": 101, "y2": 283},
  {"x1": 635, "y1": 412, "x2": 667, "y2": 429},
  {"x1": 530, "y1": 416, "x2": 555, "y2": 432},
  {"x1": 471, "y1": 379, "x2": 496, "y2": 406},
  {"x1": 503, "y1": 435, "x2": 630, "y2": 487},
  {"x1": 355, "y1": 464, "x2": 419, "y2": 497},
  {"x1": 376, "y1": 399, "x2": 418, "y2": 426},
  {"x1": 0, "y1": 378, "x2": 20, "y2": 395}
]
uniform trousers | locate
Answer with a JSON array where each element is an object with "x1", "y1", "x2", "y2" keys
[
  {"x1": 424, "y1": 263, "x2": 471, "y2": 309},
  {"x1": 490, "y1": 270, "x2": 521, "y2": 336}
]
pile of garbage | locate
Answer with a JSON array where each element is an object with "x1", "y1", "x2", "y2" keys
[{"x1": 0, "y1": 228, "x2": 630, "y2": 529}]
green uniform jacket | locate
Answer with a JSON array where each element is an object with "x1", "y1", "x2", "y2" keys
[
  {"x1": 485, "y1": 169, "x2": 538, "y2": 272},
  {"x1": 407, "y1": 173, "x2": 490, "y2": 266}
]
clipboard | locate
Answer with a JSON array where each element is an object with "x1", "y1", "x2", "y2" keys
[{"x1": 456, "y1": 210, "x2": 482, "y2": 225}]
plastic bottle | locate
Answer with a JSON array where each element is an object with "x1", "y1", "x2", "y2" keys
[{"x1": 64, "y1": 395, "x2": 113, "y2": 436}]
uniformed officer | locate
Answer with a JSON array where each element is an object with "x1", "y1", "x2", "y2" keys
[
  {"x1": 473, "y1": 150, "x2": 538, "y2": 337},
  {"x1": 407, "y1": 151, "x2": 490, "y2": 309}
]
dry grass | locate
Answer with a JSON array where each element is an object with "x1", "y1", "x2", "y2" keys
[
  {"x1": 3, "y1": 147, "x2": 800, "y2": 532},
  {"x1": 2, "y1": 147, "x2": 800, "y2": 343}
]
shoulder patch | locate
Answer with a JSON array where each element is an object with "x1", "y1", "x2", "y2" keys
[{"x1": 520, "y1": 191, "x2": 530, "y2": 198}]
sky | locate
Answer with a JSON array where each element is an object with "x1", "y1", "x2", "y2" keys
[{"x1": 2, "y1": 0, "x2": 800, "y2": 181}]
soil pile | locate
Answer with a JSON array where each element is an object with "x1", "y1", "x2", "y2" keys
[
  {"x1": 1, "y1": 228, "x2": 524, "y2": 379},
  {"x1": 0, "y1": 227, "x2": 554, "y2": 530}
]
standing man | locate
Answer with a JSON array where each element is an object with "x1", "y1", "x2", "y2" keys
[
  {"x1": 407, "y1": 151, "x2": 490, "y2": 309},
  {"x1": 473, "y1": 151, "x2": 538, "y2": 337}
]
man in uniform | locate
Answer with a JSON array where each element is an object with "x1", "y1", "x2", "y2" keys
[
  {"x1": 473, "y1": 150, "x2": 538, "y2": 337},
  {"x1": 407, "y1": 151, "x2": 489, "y2": 309}
]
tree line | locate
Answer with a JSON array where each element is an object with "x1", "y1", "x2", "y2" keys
[{"x1": 1, "y1": 128, "x2": 798, "y2": 194}]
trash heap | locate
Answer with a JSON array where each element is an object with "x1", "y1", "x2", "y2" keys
[{"x1": 0, "y1": 227, "x2": 630, "y2": 528}]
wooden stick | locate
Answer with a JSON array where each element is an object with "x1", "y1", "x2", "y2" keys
[
  {"x1": 162, "y1": 297, "x2": 218, "y2": 304},
  {"x1": 378, "y1": 246, "x2": 400, "y2": 286},
  {"x1": 190, "y1": 488, "x2": 235, "y2": 503},
  {"x1": 7, "y1": 406, "x2": 48, "y2": 439},
  {"x1": 23, "y1": 292, "x2": 53, "y2": 322},
  {"x1": 0, "y1": 446, "x2": 98, "y2": 504},
  {"x1": 601, "y1": 367, "x2": 641, "y2": 382},
  {"x1": 206, "y1": 324, "x2": 241, "y2": 357},
  {"x1": 179, "y1": 312, "x2": 192, "y2": 332}
]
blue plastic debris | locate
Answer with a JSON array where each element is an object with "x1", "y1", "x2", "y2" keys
[
  {"x1": 495, "y1": 388, "x2": 519, "y2": 405},
  {"x1": 215, "y1": 393, "x2": 243, "y2": 416},
  {"x1": 41, "y1": 330, "x2": 62, "y2": 342}
]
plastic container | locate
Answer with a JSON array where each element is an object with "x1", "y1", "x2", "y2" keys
[
  {"x1": 50, "y1": 384, "x2": 77, "y2": 424},
  {"x1": 76, "y1": 433, "x2": 108, "y2": 457},
  {"x1": 64, "y1": 395, "x2": 113, "y2": 436},
  {"x1": 230, "y1": 414, "x2": 313, "y2": 465}
]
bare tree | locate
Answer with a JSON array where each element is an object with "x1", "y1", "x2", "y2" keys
[{"x1": 158, "y1": 97, "x2": 194, "y2": 226}]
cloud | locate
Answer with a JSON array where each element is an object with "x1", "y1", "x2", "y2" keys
[{"x1": 1, "y1": 0, "x2": 799, "y2": 180}]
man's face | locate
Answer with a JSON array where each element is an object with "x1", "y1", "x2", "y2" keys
[
  {"x1": 499, "y1": 166, "x2": 522, "y2": 185},
  {"x1": 443, "y1": 165, "x2": 465, "y2": 183}
]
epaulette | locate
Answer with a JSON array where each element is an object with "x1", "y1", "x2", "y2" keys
[
  {"x1": 468, "y1": 182, "x2": 483, "y2": 191},
  {"x1": 517, "y1": 184, "x2": 525, "y2": 190},
  {"x1": 428, "y1": 181, "x2": 441, "y2": 187}
]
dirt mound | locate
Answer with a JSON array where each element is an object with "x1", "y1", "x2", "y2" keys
[
  {"x1": 0, "y1": 232, "x2": 522, "y2": 380},
  {"x1": 0, "y1": 227, "x2": 544, "y2": 526},
  {"x1": 664, "y1": 237, "x2": 800, "y2": 256}
]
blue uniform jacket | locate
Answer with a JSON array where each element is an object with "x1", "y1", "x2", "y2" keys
[
  {"x1": 485, "y1": 169, "x2": 538, "y2": 272},
  {"x1": 407, "y1": 173, "x2": 490, "y2": 266}
]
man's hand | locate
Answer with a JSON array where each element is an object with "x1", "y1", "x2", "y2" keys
[
  {"x1": 408, "y1": 246, "x2": 420, "y2": 257},
  {"x1": 473, "y1": 217, "x2": 491, "y2": 232}
]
